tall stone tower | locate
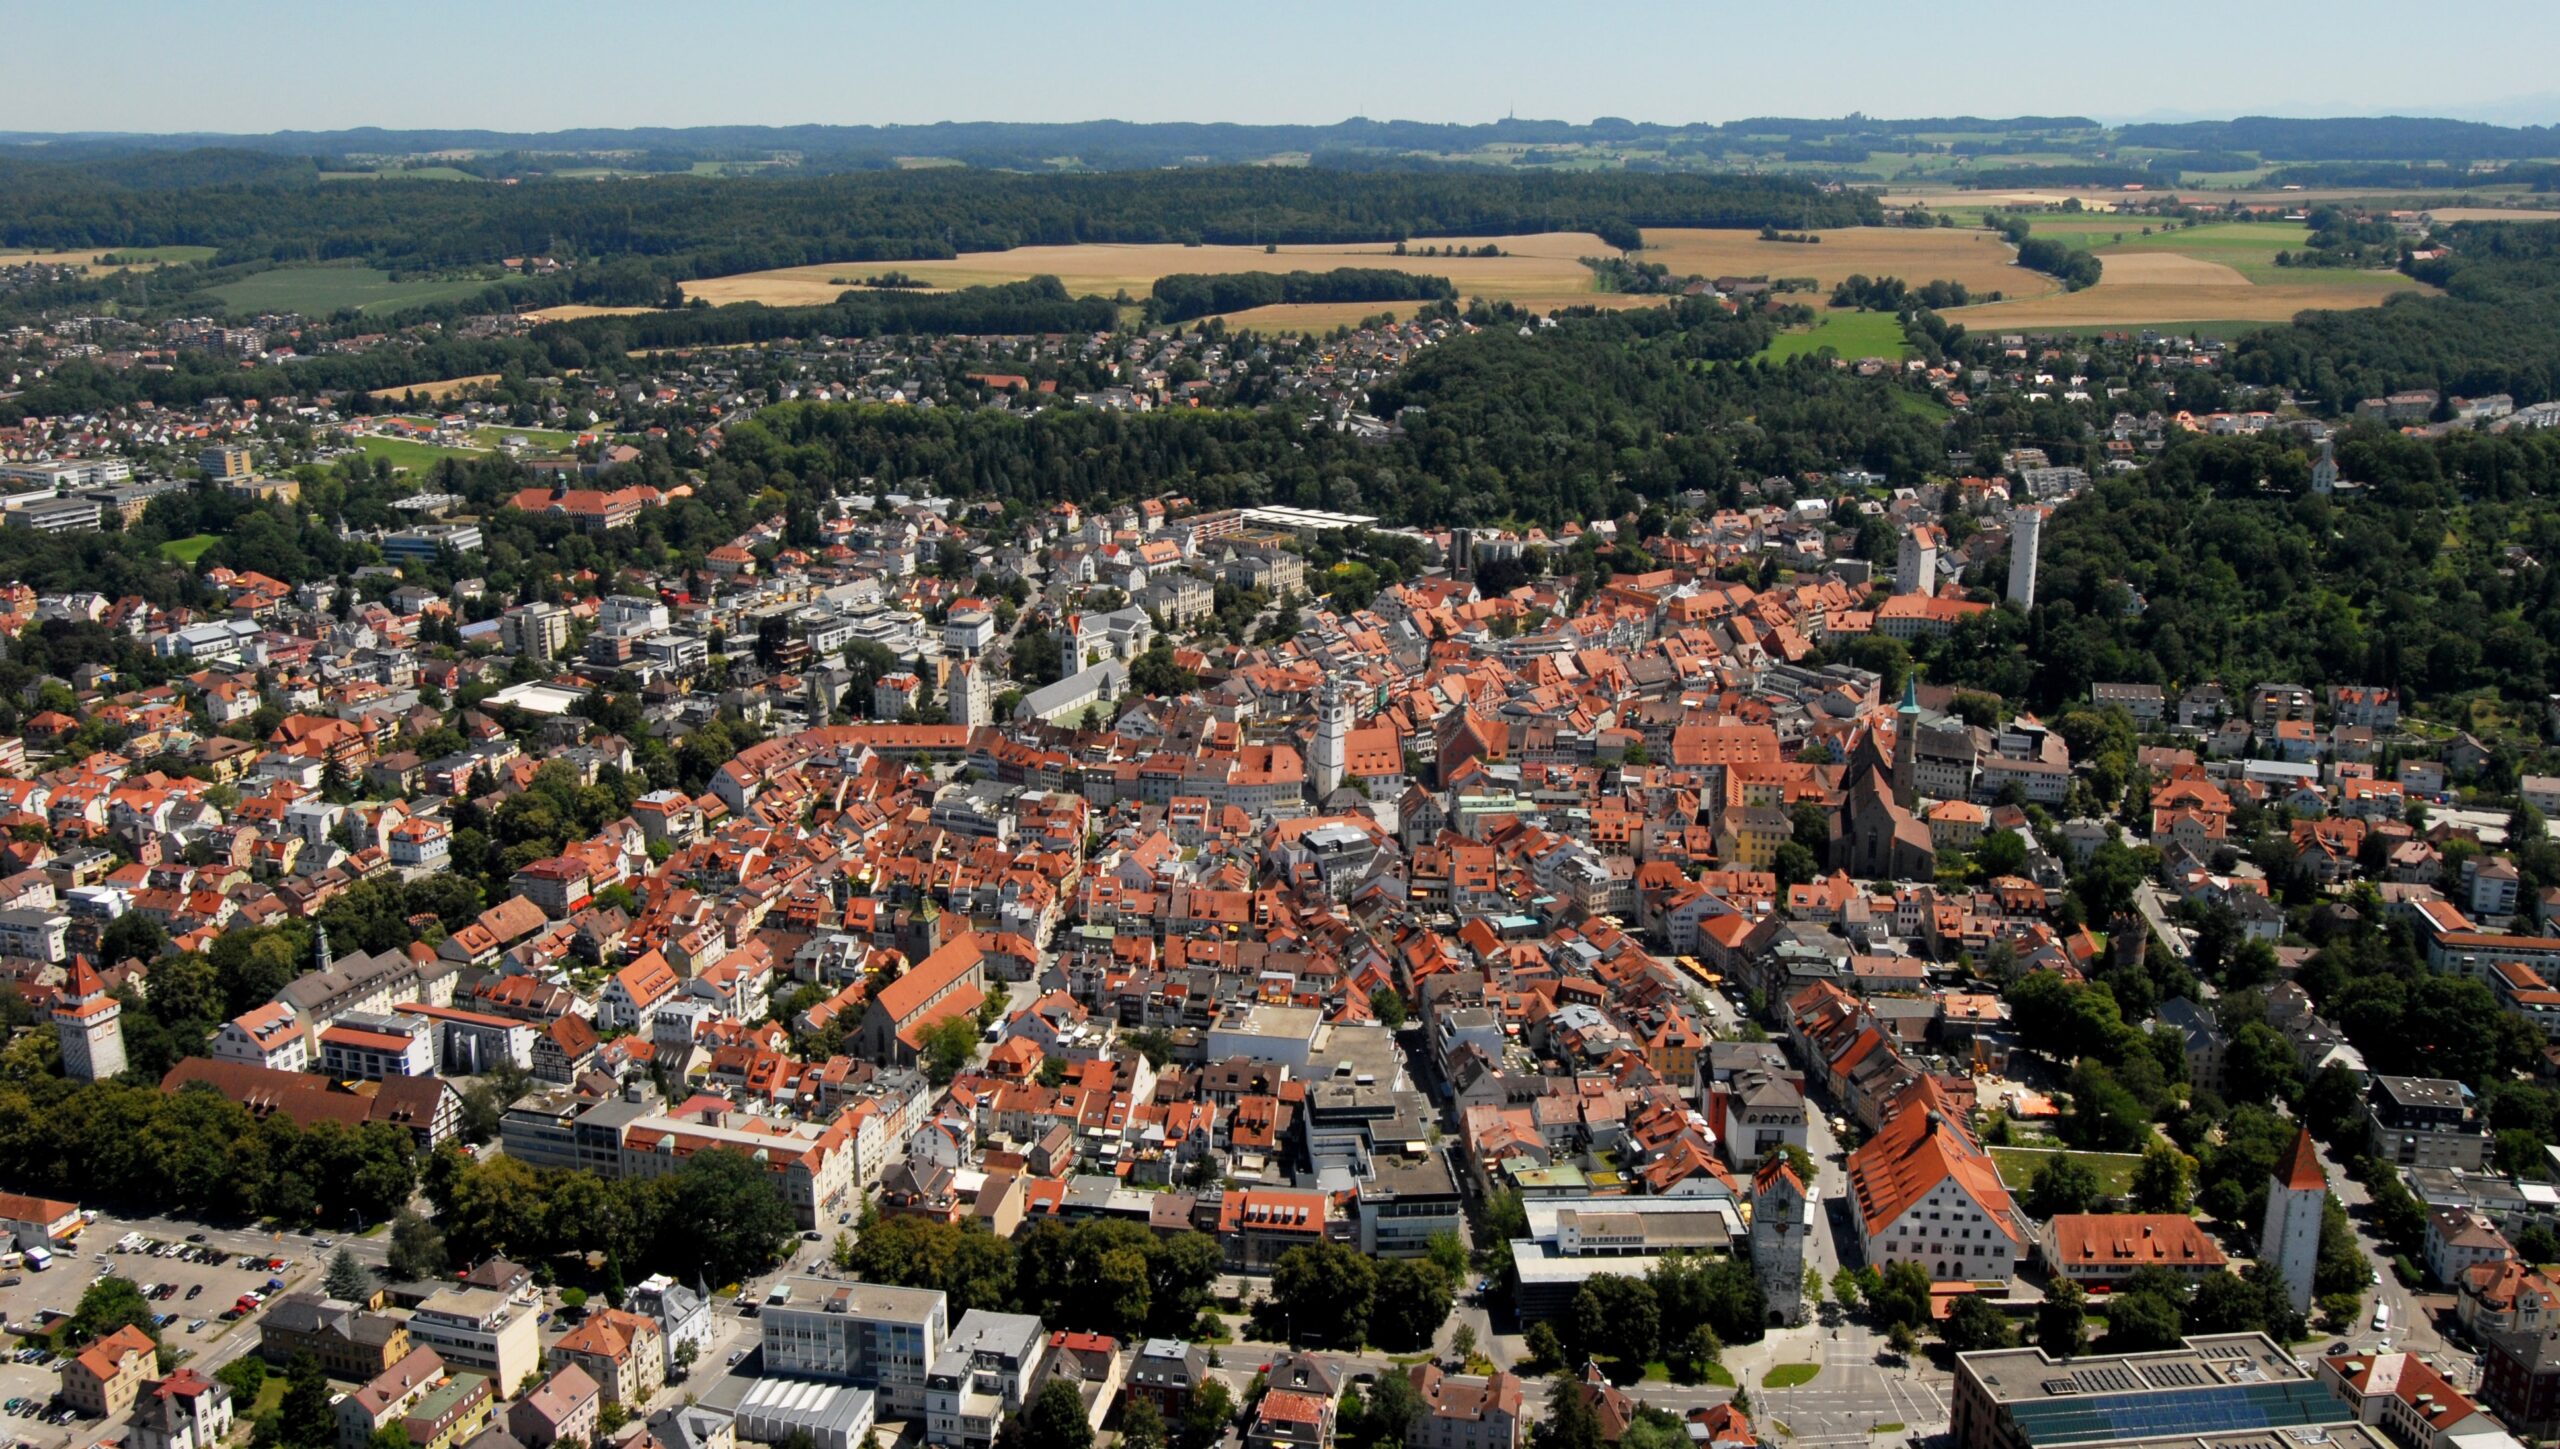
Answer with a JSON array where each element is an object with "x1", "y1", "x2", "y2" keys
[
  {"x1": 1891, "y1": 675, "x2": 1920, "y2": 810},
  {"x1": 1751, "y1": 1157, "x2": 1811, "y2": 1328},
  {"x1": 1896, "y1": 525, "x2": 1939, "y2": 597},
  {"x1": 949, "y1": 656, "x2": 990, "y2": 729},
  {"x1": 2007, "y1": 506, "x2": 2044, "y2": 610},
  {"x1": 56, "y1": 958, "x2": 125, "y2": 1082},
  {"x1": 1310, "y1": 673, "x2": 1353, "y2": 802},
  {"x1": 2261, "y1": 1127, "x2": 2327, "y2": 1313}
]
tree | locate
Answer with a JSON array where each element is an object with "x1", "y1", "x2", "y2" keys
[
  {"x1": 1570, "y1": 1274, "x2": 1661, "y2": 1369},
  {"x1": 1542, "y1": 1371, "x2": 1606, "y2": 1449},
  {"x1": 2036, "y1": 1281, "x2": 2086, "y2": 1358},
  {"x1": 1267, "y1": 1239, "x2": 1378, "y2": 1349},
  {"x1": 1451, "y1": 1323, "x2": 1479, "y2": 1366},
  {"x1": 1524, "y1": 1321, "x2": 1566, "y2": 1372},
  {"x1": 2130, "y1": 1142, "x2": 2194, "y2": 1214},
  {"x1": 1182, "y1": 1379, "x2": 1235, "y2": 1449},
  {"x1": 1941, "y1": 1294, "x2": 2013, "y2": 1352},
  {"x1": 2224, "y1": 1022, "x2": 2303, "y2": 1105},
  {"x1": 1119, "y1": 1398, "x2": 1169, "y2": 1449},
  {"x1": 279, "y1": 1352, "x2": 338, "y2": 1449},
  {"x1": 919, "y1": 1014, "x2": 980, "y2": 1085},
  {"x1": 101, "y1": 911, "x2": 170, "y2": 967},
  {"x1": 1020, "y1": 1379, "x2": 1093, "y2": 1449},
  {"x1": 1360, "y1": 1367, "x2": 1422, "y2": 1449},
  {"x1": 663, "y1": 1147, "x2": 796, "y2": 1286},
  {"x1": 2099, "y1": 1281, "x2": 2186, "y2": 1352},
  {"x1": 2024, "y1": 1156, "x2": 2105, "y2": 1218},
  {"x1": 1830, "y1": 1266, "x2": 1863, "y2": 1311},
  {"x1": 70, "y1": 1276, "x2": 156, "y2": 1345},
  {"x1": 1368, "y1": 987, "x2": 1408, "y2": 1029},
  {"x1": 1371, "y1": 1259, "x2": 1456, "y2": 1352},
  {"x1": 386, "y1": 1208, "x2": 447, "y2": 1281},
  {"x1": 324, "y1": 1248, "x2": 373, "y2": 1302},
  {"x1": 1865, "y1": 1261, "x2": 1932, "y2": 1331}
]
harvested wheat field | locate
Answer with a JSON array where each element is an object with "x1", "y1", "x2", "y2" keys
[
  {"x1": 1637, "y1": 227, "x2": 2059, "y2": 301},
  {"x1": 681, "y1": 232, "x2": 1618, "y2": 311},
  {"x1": 524, "y1": 304, "x2": 655, "y2": 323},
  {"x1": 387, "y1": 373, "x2": 501, "y2": 401},
  {"x1": 1948, "y1": 264, "x2": 2430, "y2": 328},
  {"x1": 0, "y1": 246, "x2": 216, "y2": 274},
  {"x1": 2421, "y1": 207, "x2": 2560, "y2": 223}
]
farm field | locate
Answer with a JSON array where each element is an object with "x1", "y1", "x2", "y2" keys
[
  {"x1": 2423, "y1": 206, "x2": 2560, "y2": 222},
  {"x1": 1759, "y1": 309, "x2": 1911, "y2": 362},
  {"x1": 385, "y1": 373, "x2": 501, "y2": 402},
  {"x1": 1638, "y1": 226, "x2": 2055, "y2": 301},
  {"x1": 680, "y1": 232, "x2": 1619, "y2": 311},
  {"x1": 1945, "y1": 219, "x2": 2431, "y2": 328},
  {"x1": 524, "y1": 304, "x2": 654, "y2": 323},
  {"x1": 1, "y1": 245, "x2": 218, "y2": 274},
  {"x1": 209, "y1": 266, "x2": 499, "y2": 317}
]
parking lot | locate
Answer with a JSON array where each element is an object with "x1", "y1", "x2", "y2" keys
[{"x1": 0, "y1": 1212, "x2": 335, "y2": 1449}]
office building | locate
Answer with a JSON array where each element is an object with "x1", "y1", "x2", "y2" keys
[{"x1": 760, "y1": 1279, "x2": 948, "y2": 1420}]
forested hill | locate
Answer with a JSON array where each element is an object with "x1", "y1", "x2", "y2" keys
[
  {"x1": 0, "y1": 159, "x2": 1877, "y2": 282},
  {"x1": 1951, "y1": 425, "x2": 2560, "y2": 716},
  {"x1": 2229, "y1": 220, "x2": 2560, "y2": 411},
  {"x1": 0, "y1": 115, "x2": 2097, "y2": 170}
]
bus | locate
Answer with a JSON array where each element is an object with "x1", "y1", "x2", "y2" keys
[{"x1": 23, "y1": 1246, "x2": 52, "y2": 1272}]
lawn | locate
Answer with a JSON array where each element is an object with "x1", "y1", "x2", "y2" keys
[
  {"x1": 355, "y1": 435, "x2": 475, "y2": 472},
  {"x1": 1763, "y1": 1362, "x2": 1822, "y2": 1389},
  {"x1": 208, "y1": 265, "x2": 501, "y2": 317},
  {"x1": 1989, "y1": 1145, "x2": 2145, "y2": 1198},
  {"x1": 159, "y1": 534, "x2": 220, "y2": 565},
  {"x1": 1760, "y1": 310, "x2": 1911, "y2": 362}
]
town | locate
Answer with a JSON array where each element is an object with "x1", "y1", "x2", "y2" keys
[{"x1": 11, "y1": 47, "x2": 2560, "y2": 1449}]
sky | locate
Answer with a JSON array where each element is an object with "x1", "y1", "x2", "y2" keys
[{"x1": 8, "y1": 0, "x2": 2560, "y2": 135}]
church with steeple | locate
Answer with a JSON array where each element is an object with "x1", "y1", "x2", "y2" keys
[{"x1": 1833, "y1": 677, "x2": 1936, "y2": 881}]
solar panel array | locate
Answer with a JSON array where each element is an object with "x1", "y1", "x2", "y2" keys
[
  {"x1": 2140, "y1": 1361, "x2": 2211, "y2": 1390},
  {"x1": 2006, "y1": 1378, "x2": 2345, "y2": 1446}
]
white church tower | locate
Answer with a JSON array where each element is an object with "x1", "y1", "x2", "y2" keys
[
  {"x1": 1751, "y1": 1157, "x2": 1811, "y2": 1328},
  {"x1": 2007, "y1": 505, "x2": 2044, "y2": 611},
  {"x1": 1310, "y1": 674, "x2": 1353, "y2": 803},
  {"x1": 2261, "y1": 1127, "x2": 2327, "y2": 1313},
  {"x1": 56, "y1": 959, "x2": 125, "y2": 1082}
]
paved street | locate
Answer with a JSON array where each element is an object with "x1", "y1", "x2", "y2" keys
[{"x1": 2311, "y1": 1134, "x2": 2450, "y2": 1361}]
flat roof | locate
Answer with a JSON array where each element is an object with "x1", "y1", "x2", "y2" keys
[{"x1": 488, "y1": 682, "x2": 591, "y2": 716}]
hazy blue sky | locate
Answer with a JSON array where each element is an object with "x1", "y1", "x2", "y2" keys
[{"x1": 8, "y1": 0, "x2": 2558, "y2": 134}]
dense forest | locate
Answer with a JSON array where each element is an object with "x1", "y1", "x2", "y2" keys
[
  {"x1": 2116, "y1": 115, "x2": 2560, "y2": 163},
  {"x1": 0, "y1": 157, "x2": 1876, "y2": 298},
  {"x1": 1933, "y1": 424, "x2": 2560, "y2": 714},
  {"x1": 1145, "y1": 268, "x2": 1457, "y2": 324},
  {"x1": 721, "y1": 298, "x2": 1947, "y2": 528},
  {"x1": 2229, "y1": 219, "x2": 2560, "y2": 410}
]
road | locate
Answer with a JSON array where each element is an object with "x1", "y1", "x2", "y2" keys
[{"x1": 2312, "y1": 1135, "x2": 2450, "y2": 1362}]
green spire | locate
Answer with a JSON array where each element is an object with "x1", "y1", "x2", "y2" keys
[{"x1": 1899, "y1": 673, "x2": 1920, "y2": 715}]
